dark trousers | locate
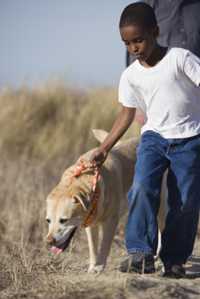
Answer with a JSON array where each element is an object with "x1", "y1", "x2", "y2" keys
[{"x1": 126, "y1": 130, "x2": 200, "y2": 265}]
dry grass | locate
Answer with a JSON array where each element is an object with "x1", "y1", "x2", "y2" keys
[
  {"x1": 0, "y1": 83, "x2": 200, "y2": 299},
  {"x1": 0, "y1": 83, "x2": 140, "y2": 165},
  {"x1": 0, "y1": 83, "x2": 139, "y2": 299}
]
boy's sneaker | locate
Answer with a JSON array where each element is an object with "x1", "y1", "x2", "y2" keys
[
  {"x1": 160, "y1": 263, "x2": 186, "y2": 279},
  {"x1": 119, "y1": 252, "x2": 155, "y2": 274}
]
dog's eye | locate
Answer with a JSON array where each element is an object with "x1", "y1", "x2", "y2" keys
[
  {"x1": 59, "y1": 218, "x2": 68, "y2": 224},
  {"x1": 46, "y1": 218, "x2": 51, "y2": 224}
]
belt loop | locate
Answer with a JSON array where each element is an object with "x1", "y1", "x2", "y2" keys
[{"x1": 166, "y1": 143, "x2": 171, "y2": 155}]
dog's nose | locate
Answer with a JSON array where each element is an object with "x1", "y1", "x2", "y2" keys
[{"x1": 46, "y1": 234, "x2": 56, "y2": 245}]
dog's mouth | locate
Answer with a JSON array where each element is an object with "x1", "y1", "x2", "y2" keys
[{"x1": 50, "y1": 227, "x2": 77, "y2": 255}]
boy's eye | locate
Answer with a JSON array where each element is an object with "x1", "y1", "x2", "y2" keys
[
  {"x1": 124, "y1": 38, "x2": 144, "y2": 46},
  {"x1": 135, "y1": 38, "x2": 144, "y2": 43},
  {"x1": 46, "y1": 218, "x2": 51, "y2": 224}
]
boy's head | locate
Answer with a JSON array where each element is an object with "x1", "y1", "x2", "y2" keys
[
  {"x1": 119, "y1": 2, "x2": 157, "y2": 30},
  {"x1": 119, "y1": 2, "x2": 159, "y2": 62}
]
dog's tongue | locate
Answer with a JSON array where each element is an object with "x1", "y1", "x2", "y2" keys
[
  {"x1": 49, "y1": 227, "x2": 77, "y2": 255},
  {"x1": 50, "y1": 246, "x2": 63, "y2": 255}
]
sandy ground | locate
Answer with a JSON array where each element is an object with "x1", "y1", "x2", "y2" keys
[{"x1": 1, "y1": 222, "x2": 200, "y2": 299}]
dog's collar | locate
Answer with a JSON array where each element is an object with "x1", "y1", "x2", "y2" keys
[{"x1": 72, "y1": 159, "x2": 101, "y2": 227}]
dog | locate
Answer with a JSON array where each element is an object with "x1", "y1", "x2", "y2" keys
[{"x1": 46, "y1": 129, "x2": 167, "y2": 273}]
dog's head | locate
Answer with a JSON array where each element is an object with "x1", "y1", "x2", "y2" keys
[{"x1": 46, "y1": 165, "x2": 103, "y2": 253}]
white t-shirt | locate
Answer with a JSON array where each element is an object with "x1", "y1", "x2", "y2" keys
[{"x1": 118, "y1": 47, "x2": 200, "y2": 138}]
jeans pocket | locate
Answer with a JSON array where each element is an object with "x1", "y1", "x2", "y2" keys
[{"x1": 184, "y1": 134, "x2": 200, "y2": 151}]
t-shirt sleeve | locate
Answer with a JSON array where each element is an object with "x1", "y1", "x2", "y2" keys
[
  {"x1": 118, "y1": 71, "x2": 138, "y2": 108},
  {"x1": 183, "y1": 51, "x2": 200, "y2": 86}
]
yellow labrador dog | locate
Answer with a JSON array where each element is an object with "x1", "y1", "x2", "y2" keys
[{"x1": 46, "y1": 130, "x2": 166, "y2": 273}]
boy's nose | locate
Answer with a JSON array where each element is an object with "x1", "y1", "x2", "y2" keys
[
  {"x1": 129, "y1": 46, "x2": 138, "y2": 55},
  {"x1": 129, "y1": 44, "x2": 139, "y2": 55}
]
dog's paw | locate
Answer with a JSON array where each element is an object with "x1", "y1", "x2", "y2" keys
[{"x1": 88, "y1": 264, "x2": 105, "y2": 274}]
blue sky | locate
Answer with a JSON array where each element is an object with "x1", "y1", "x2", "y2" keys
[{"x1": 0, "y1": 0, "x2": 136, "y2": 88}]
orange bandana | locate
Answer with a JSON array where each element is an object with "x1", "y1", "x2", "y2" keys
[{"x1": 72, "y1": 159, "x2": 101, "y2": 227}]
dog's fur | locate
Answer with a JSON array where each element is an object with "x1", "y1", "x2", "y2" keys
[{"x1": 46, "y1": 130, "x2": 166, "y2": 273}]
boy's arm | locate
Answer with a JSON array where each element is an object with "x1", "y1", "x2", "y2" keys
[{"x1": 90, "y1": 106, "x2": 136, "y2": 165}]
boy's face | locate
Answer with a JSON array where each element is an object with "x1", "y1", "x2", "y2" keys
[{"x1": 120, "y1": 24, "x2": 158, "y2": 63}]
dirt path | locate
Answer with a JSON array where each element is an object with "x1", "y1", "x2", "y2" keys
[{"x1": 1, "y1": 233, "x2": 200, "y2": 299}]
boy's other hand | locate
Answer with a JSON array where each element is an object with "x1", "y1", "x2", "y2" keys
[{"x1": 90, "y1": 148, "x2": 108, "y2": 166}]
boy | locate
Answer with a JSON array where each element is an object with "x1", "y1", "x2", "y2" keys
[
  {"x1": 127, "y1": 0, "x2": 200, "y2": 126},
  {"x1": 90, "y1": 2, "x2": 200, "y2": 278}
]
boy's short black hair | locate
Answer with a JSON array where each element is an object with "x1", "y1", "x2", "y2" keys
[{"x1": 119, "y1": 2, "x2": 157, "y2": 29}]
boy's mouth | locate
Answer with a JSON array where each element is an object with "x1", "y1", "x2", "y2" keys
[{"x1": 134, "y1": 53, "x2": 144, "y2": 59}]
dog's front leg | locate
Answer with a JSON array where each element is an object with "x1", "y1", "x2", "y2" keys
[
  {"x1": 97, "y1": 215, "x2": 119, "y2": 271},
  {"x1": 85, "y1": 225, "x2": 99, "y2": 273}
]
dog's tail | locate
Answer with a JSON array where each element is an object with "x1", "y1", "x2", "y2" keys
[{"x1": 92, "y1": 129, "x2": 121, "y2": 146}]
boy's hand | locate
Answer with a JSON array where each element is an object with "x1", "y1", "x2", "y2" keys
[
  {"x1": 90, "y1": 106, "x2": 136, "y2": 167},
  {"x1": 90, "y1": 148, "x2": 108, "y2": 166}
]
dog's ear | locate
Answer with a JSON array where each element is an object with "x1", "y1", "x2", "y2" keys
[
  {"x1": 92, "y1": 129, "x2": 108, "y2": 144},
  {"x1": 73, "y1": 195, "x2": 90, "y2": 211},
  {"x1": 92, "y1": 129, "x2": 122, "y2": 146}
]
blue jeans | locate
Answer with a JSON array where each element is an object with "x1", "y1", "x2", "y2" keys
[{"x1": 126, "y1": 130, "x2": 200, "y2": 265}]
